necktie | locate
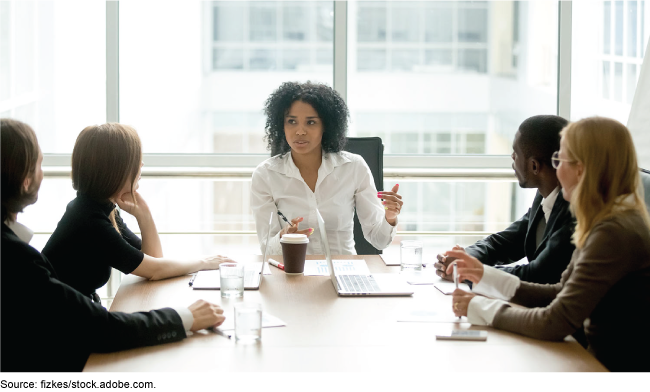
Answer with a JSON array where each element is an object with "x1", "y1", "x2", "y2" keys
[{"x1": 535, "y1": 205, "x2": 547, "y2": 249}]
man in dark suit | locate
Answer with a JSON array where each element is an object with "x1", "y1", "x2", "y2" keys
[
  {"x1": 1, "y1": 118, "x2": 226, "y2": 372},
  {"x1": 435, "y1": 115, "x2": 575, "y2": 285}
]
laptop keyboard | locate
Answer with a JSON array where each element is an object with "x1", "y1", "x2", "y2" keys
[{"x1": 338, "y1": 275, "x2": 381, "y2": 293}]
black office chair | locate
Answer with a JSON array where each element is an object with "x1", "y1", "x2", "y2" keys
[{"x1": 344, "y1": 137, "x2": 384, "y2": 255}]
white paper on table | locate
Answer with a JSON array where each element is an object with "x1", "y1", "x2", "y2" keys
[
  {"x1": 302, "y1": 259, "x2": 371, "y2": 276},
  {"x1": 433, "y1": 279, "x2": 471, "y2": 295},
  {"x1": 217, "y1": 311, "x2": 287, "y2": 331},
  {"x1": 397, "y1": 309, "x2": 469, "y2": 324},
  {"x1": 405, "y1": 271, "x2": 441, "y2": 285},
  {"x1": 379, "y1": 254, "x2": 400, "y2": 266}
]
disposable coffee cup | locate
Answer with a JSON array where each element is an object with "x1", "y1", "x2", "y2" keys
[{"x1": 280, "y1": 234, "x2": 309, "y2": 274}]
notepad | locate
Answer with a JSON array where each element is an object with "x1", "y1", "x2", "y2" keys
[
  {"x1": 397, "y1": 309, "x2": 469, "y2": 324},
  {"x1": 302, "y1": 259, "x2": 371, "y2": 276},
  {"x1": 217, "y1": 312, "x2": 286, "y2": 331},
  {"x1": 433, "y1": 279, "x2": 471, "y2": 295},
  {"x1": 379, "y1": 254, "x2": 400, "y2": 266}
]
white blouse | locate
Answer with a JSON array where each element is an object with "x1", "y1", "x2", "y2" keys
[{"x1": 250, "y1": 151, "x2": 397, "y2": 256}]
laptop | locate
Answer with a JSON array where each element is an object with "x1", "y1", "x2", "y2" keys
[
  {"x1": 315, "y1": 210, "x2": 413, "y2": 297},
  {"x1": 192, "y1": 211, "x2": 273, "y2": 290}
]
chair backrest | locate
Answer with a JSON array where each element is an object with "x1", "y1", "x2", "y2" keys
[
  {"x1": 640, "y1": 169, "x2": 650, "y2": 215},
  {"x1": 344, "y1": 137, "x2": 384, "y2": 255}
]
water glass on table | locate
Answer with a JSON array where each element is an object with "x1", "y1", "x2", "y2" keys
[
  {"x1": 235, "y1": 302, "x2": 262, "y2": 344},
  {"x1": 220, "y1": 263, "x2": 244, "y2": 298},
  {"x1": 400, "y1": 240, "x2": 423, "y2": 273}
]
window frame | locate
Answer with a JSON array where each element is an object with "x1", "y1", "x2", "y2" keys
[{"x1": 43, "y1": 0, "x2": 572, "y2": 176}]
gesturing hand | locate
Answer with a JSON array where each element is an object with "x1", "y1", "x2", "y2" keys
[
  {"x1": 451, "y1": 289, "x2": 476, "y2": 318},
  {"x1": 444, "y1": 248, "x2": 484, "y2": 284},
  {"x1": 115, "y1": 190, "x2": 151, "y2": 220},
  {"x1": 189, "y1": 300, "x2": 226, "y2": 331},
  {"x1": 379, "y1": 184, "x2": 403, "y2": 225},
  {"x1": 279, "y1": 217, "x2": 313, "y2": 238},
  {"x1": 434, "y1": 244, "x2": 464, "y2": 281}
]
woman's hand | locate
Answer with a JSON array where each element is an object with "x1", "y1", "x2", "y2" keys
[
  {"x1": 451, "y1": 289, "x2": 476, "y2": 318},
  {"x1": 188, "y1": 300, "x2": 225, "y2": 331},
  {"x1": 379, "y1": 184, "x2": 403, "y2": 226},
  {"x1": 116, "y1": 190, "x2": 151, "y2": 221},
  {"x1": 434, "y1": 244, "x2": 464, "y2": 281},
  {"x1": 444, "y1": 249, "x2": 485, "y2": 284},
  {"x1": 279, "y1": 217, "x2": 313, "y2": 238},
  {"x1": 201, "y1": 255, "x2": 236, "y2": 270}
]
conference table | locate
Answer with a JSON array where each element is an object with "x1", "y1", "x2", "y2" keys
[{"x1": 84, "y1": 255, "x2": 606, "y2": 372}]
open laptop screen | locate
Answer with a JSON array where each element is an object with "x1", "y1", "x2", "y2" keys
[{"x1": 315, "y1": 209, "x2": 339, "y2": 291}]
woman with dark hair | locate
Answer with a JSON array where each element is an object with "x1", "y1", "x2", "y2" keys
[
  {"x1": 251, "y1": 81, "x2": 403, "y2": 255},
  {"x1": 42, "y1": 123, "x2": 233, "y2": 302}
]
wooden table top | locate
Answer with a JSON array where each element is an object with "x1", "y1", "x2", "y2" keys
[{"x1": 84, "y1": 255, "x2": 606, "y2": 372}]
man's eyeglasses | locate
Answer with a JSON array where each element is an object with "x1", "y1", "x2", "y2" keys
[{"x1": 551, "y1": 151, "x2": 575, "y2": 169}]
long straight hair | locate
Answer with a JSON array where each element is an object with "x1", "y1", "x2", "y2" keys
[
  {"x1": 72, "y1": 123, "x2": 142, "y2": 231},
  {"x1": 562, "y1": 117, "x2": 650, "y2": 248},
  {"x1": 1, "y1": 119, "x2": 40, "y2": 222}
]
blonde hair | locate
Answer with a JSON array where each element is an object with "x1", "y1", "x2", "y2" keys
[
  {"x1": 72, "y1": 123, "x2": 142, "y2": 232},
  {"x1": 562, "y1": 117, "x2": 650, "y2": 248}
]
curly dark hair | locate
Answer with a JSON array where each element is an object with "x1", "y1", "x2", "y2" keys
[{"x1": 264, "y1": 81, "x2": 349, "y2": 156}]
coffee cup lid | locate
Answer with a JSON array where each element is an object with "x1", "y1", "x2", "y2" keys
[{"x1": 280, "y1": 234, "x2": 309, "y2": 244}]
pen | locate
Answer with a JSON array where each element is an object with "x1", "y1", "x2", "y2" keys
[
  {"x1": 207, "y1": 326, "x2": 231, "y2": 339},
  {"x1": 267, "y1": 258, "x2": 285, "y2": 271},
  {"x1": 188, "y1": 274, "x2": 197, "y2": 287},
  {"x1": 277, "y1": 210, "x2": 295, "y2": 227},
  {"x1": 453, "y1": 263, "x2": 461, "y2": 320}
]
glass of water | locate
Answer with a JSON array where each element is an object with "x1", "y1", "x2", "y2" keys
[
  {"x1": 220, "y1": 263, "x2": 244, "y2": 298},
  {"x1": 400, "y1": 240, "x2": 423, "y2": 273},
  {"x1": 234, "y1": 302, "x2": 262, "y2": 344}
]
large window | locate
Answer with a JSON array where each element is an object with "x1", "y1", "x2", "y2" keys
[
  {"x1": 119, "y1": 1, "x2": 333, "y2": 154},
  {"x1": 0, "y1": 1, "x2": 105, "y2": 153},
  {"x1": 348, "y1": 1, "x2": 558, "y2": 156},
  {"x1": 355, "y1": 1, "x2": 488, "y2": 73},
  {"x1": 347, "y1": 1, "x2": 556, "y2": 236},
  {"x1": 572, "y1": 0, "x2": 649, "y2": 122}
]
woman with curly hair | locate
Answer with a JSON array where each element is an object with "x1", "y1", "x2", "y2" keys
[{"x1": 251, "y1": 81, "x2": 403, "y2": 255}]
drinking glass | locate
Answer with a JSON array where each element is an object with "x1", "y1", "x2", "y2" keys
[
  {"x1": 220, "y1": 263, "x2": 244, "y2": 298},
  {"x1": 400, "y1": 240, "x2": 423, "y2": 273},
  {"x1": 234, "y1": 302, "x2": 262, "y2": 344}
]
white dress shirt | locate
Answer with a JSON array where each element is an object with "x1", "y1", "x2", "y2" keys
[
  {"x1": 467, "y1": 187, "x2": 561, "y2": 325},
  {"x1": 541, "y1": 186, "x2": 560, "y2": 223},
  {"x1": 251, "y1": 151, "x2": 397, "y2": 255},
  {"x1": 467, "y1": 265, "x2": 521, "y2": 325},
  {"x1": 6, "y1": 220, "x2": 194, "y2": 332}
]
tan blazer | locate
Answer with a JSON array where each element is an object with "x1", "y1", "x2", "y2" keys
[{"x1": 492, "y1": 210, "x2": 650, "y2": 372}]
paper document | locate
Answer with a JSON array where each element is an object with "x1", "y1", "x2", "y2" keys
[
  {"x1": 379, "y1": 254, "x2": 400, "y2": 266},
  {"x1": 217, "y1": 312, "x2": 286, "y2": 331},
  {"x1": 303, "y1": 259, "x2": 371, "y2": 276},
  {"x1": 434, "y1": 279, "x2": 471, "y2": 295},
  {"x1": 405, "y1": 271, "x2": 441, "y2": 285},
  {"x1": 397, "y1": 309, "x2": 469, "y2": 324}
]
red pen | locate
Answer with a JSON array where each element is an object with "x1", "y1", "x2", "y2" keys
[{"x1": 267, "y1": 258, "x2": 285, "y2": 271}]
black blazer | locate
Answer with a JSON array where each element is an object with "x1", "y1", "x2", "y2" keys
[
  {"x1": 465, "y1": 190, "x2": 575, "y2": 284},
  {"x1": 1, "y1": 224, "x2": 186, "y2": 372}
]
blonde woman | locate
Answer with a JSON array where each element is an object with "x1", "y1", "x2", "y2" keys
[
  {"x1": 43, "y1": 124, "x2": 232, "y2": 302},
  {"x1": 446, "y1": 117, "x2": 650, "y2": 371}
]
